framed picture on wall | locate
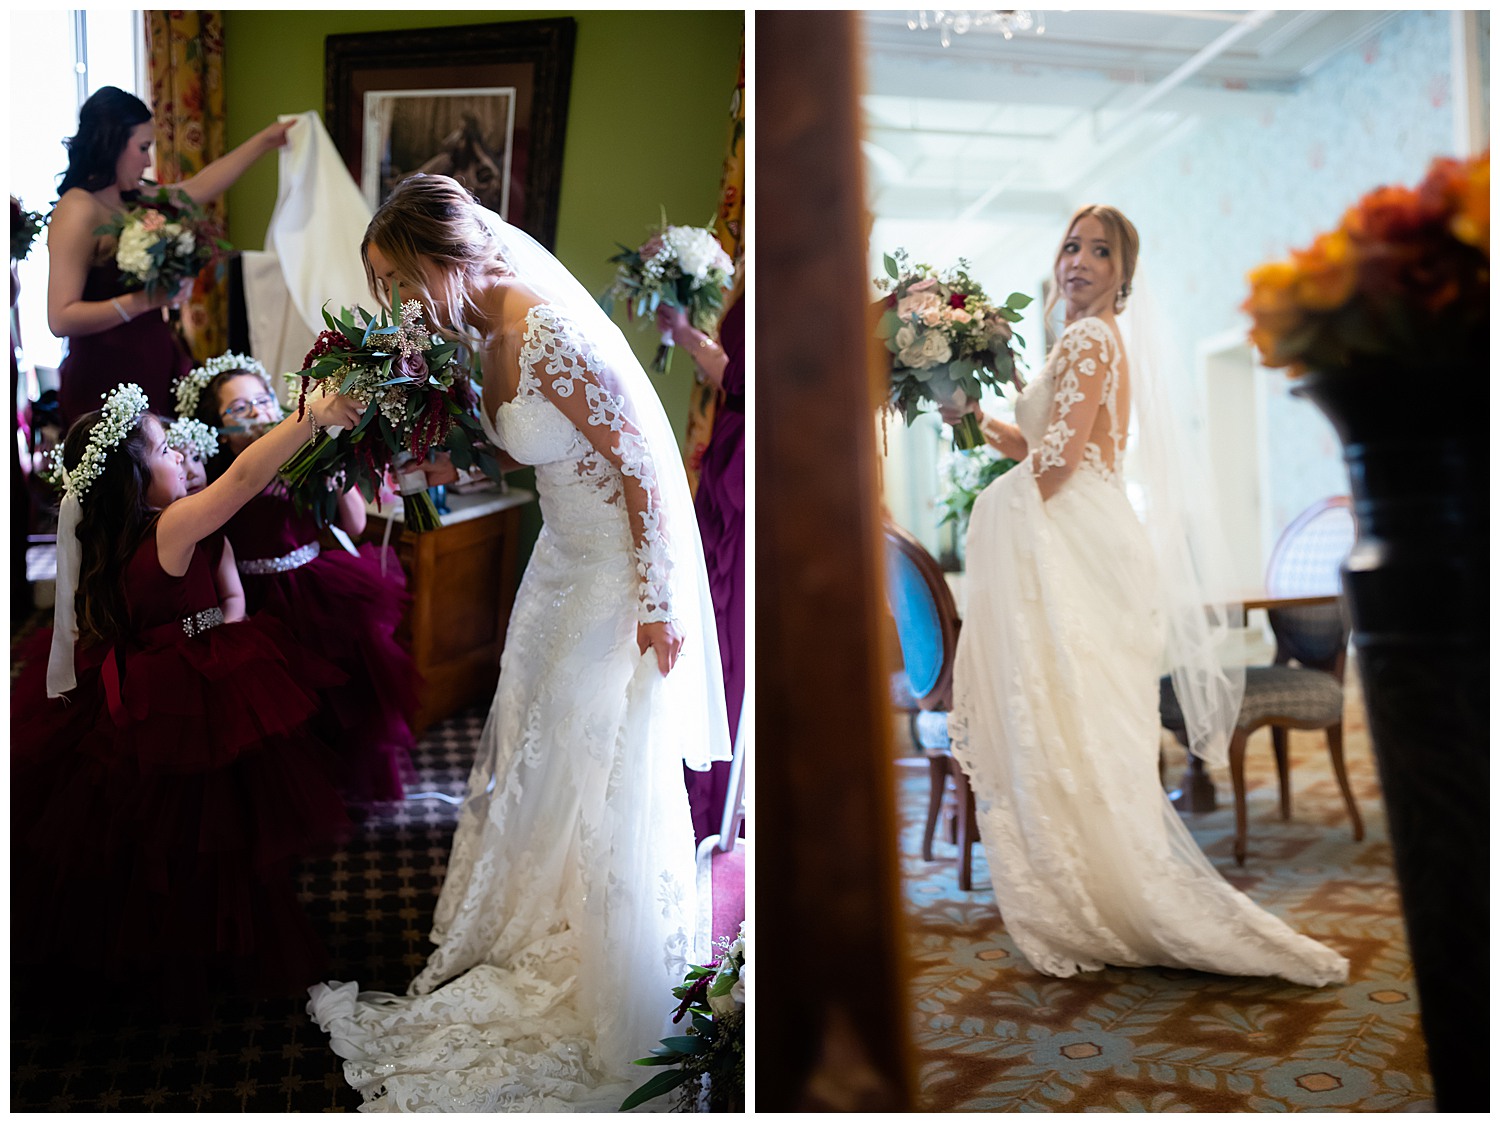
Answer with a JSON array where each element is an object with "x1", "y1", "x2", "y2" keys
[{"x1": 326, "y1": 18, "x2": 576, "y2": 249}]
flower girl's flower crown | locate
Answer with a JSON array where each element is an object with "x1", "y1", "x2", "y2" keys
[
  {"x1": 173, "y1": 351, "x2": 268, "y2": 420},
  {"x1": 165, "y1": 416, "x2": 221, "y2": 463},
  {"x1": 57, "y1": 383, "x2": 150, "y2": 505}
]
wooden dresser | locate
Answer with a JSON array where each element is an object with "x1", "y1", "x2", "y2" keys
[{"x1": 362, "y1": 484, "x2": 535, "y2": 734}]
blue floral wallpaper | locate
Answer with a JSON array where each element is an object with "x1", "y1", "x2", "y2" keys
[{"x1": 1098, "y1": 9, "x2": 1466, "y2": 553}]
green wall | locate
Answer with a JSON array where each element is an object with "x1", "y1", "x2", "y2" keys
[
  {"x1": 223, "y1": 9, "x2": 741, "y2": 439},
  {"x1": 220, "y1": 9, "x2": 742, "y2": 575}
]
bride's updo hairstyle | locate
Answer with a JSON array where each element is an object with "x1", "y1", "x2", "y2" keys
[
  {"x1": 361, "y1": 173, "x2": 512, "y2": 348},
  {"x1": 1046, "y1": 204, "x2": 1140, "y2": 321}
]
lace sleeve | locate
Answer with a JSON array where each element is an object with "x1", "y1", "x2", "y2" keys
[
  {"x1": 522, "y1": 306, "x2": 672, "y2": 623},
  {"x1": 1032, "y1": 318, "x2": 1114, "y2": 498}
]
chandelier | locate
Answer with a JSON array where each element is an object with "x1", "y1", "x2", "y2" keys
[{"x1": 907, "y1": 10, "x2": 1046, "y2": 49}]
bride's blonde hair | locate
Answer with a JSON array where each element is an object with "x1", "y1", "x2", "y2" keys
[
  {"x1": 1045, "y1": 204, "x2": 1139, "y2": 323},
  {"x1": 361, "y1": 173, "x2": 512, "y2": 348}
]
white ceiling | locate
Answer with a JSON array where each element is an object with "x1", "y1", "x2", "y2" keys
[{"x1": 861, "y1": 9, "x2": 1402, "y2": 280}]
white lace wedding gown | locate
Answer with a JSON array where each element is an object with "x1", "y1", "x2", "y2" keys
[
  {"x1": 308, "y1": 305, "x2": 707, "y2": 1111},
  {"x1": 949, "y1": 316, "x2": 1348, "y2": 988}
]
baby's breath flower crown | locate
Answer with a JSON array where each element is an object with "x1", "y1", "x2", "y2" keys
[
  {"x1": 61, "y1": 383, "x2": 150, "y2": 505},
  {"x1": 173, "y1": 351, "x2": 268, "y2": 420},
  {"x1": 165, "y1": 416, "x2": 221, "y2": 463}
]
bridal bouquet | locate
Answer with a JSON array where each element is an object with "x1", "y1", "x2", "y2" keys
[
  {"x1": 875, "y1": 248, "x2": 1031, "y2": 450},
  {"x1": 280, "y1": 292, "x2": 501, "y2": 531},
  {"x1": 622, "y1": 923, "x2": 746, "y2": 1112},
  {"x1": 1243, "y1": 151, "x2": 1488, "y2": 378},
  {"x1": 601, "y1": 216, "x2": 736, "y2": 372},
  {"x1": 94, "y1": 185, "x2": 229, "y2": 299}
]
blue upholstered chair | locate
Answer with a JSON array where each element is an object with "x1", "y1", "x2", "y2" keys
[
  {"x1": 883, "y1": 520, "x2": 979, "y2": 889},
  {"x1": 1161, "y1": 497, "x2": 1364, "y2": 865}
]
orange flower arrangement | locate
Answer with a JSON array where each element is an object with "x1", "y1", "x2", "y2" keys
[{"x1": 1243, "y1": 152, "x2": 1488, "y2": 377}]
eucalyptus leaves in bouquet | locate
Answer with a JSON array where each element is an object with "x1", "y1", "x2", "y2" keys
[
  {"x1": 875, "y1": 248, "x2": 1030, "y2": 450},
  {"x1": 622, "y1": 924, "x2": 746, "y2": 1112},
  {"x1": 94, "y1": 185, "x2": 229, "y2": 299}
]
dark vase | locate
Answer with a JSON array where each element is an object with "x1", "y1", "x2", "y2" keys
[{"x1": 1293, "y1": 365, "x2": 1488, "y2": 1112}]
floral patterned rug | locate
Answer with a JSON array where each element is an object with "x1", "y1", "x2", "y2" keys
[{"x1": 898, "y1": 679, "x2": 1437, "y2": 1112}]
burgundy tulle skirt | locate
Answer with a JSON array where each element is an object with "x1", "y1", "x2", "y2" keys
[
  {"x1": 239, "y1": 542, "x2": 419, "y2": 802},
  {"x1": 10, "y1": 615, "x2": 352, "y2": 1009}
]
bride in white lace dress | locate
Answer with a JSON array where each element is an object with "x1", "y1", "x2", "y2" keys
[
  {"x1": 307, "y1": 174, "x2": 732, "y2": 1111},
  {"x1": 943, "y1": 205, "x2": 1347, "y2": 988}
]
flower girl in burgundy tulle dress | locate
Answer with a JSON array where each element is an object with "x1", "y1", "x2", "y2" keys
[
  {"x1": 179, "y1": 352, "x2": 420, "y2": 802},
  {"x1": 11, "y1": 382, "x2": 364, "y2": 1007}
]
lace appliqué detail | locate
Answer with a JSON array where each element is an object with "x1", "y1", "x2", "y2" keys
[
  {"x1": 519, "y1": 306, "x2": 672, "y2": 624},
  {"x1": 1032, "y1": 317, "x2": 1127, "y2": 487}
]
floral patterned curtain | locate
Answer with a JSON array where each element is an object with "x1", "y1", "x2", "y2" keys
[
  {"x1": 145, "y1": 10, "x2": 227, "y2": 362},
  {"x1": 683, "y1": 42, "x2": 745, "y2": 494}
]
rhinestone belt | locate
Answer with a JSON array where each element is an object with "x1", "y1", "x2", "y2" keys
[
  {"x1": 181, "y1": 606, "x2": 225, "y2": 638},
  {"x1": 237, "y1": 541, "x2": 321, "y2": 576}
]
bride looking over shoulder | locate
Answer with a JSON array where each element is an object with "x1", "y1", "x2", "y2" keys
[
  {"x1": 308, "y1": 174, "x2": 732, "y2": 1112},
  {"x1": 941, "y1": 204, "x2": 1348, "y2": 988}
]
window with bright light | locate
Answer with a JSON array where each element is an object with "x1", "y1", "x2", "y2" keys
[{"x1": 11, "y1": 9, "x2": 143, "y2": 385}]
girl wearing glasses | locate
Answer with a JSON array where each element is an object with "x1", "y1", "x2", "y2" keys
[{"x1": 179, "y1": 351, "x2": 419, "y2": 803}]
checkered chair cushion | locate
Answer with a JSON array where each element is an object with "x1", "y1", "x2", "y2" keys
[{"x1": 1160, "y1": 664, "x2": 1343, "y2": 733}]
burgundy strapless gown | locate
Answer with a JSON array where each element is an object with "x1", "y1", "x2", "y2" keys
[
  {"x1": 686, "y1": 295, "x2": 745, "y2": 842},
  {"x1": 224, "y1": 484, "x2": 419, "y2": 802},
  {"x1": 57, "y1": 263, "x2": 192, "y2": 424},
  {"x1": 10, "y1": 527, "x2": 351, "y2": 1008}
]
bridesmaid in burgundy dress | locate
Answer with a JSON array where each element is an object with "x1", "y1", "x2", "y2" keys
[
  {"x1": 46, "y1": 86, "x2": 291, "y2": 423},
  {"x1": 181, "y1": 352, "x2": 420, "y2": 802},
  {"x1": 659, "y1": 285, "x2": 746, "y2": 842},
  {"x1": 12, "y1": 383, "x2": 363, "y2": 1008}
]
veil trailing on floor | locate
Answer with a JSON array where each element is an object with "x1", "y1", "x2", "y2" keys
[{"x1": 1117, "y1": 271, "x2": 1245, "y2": 770}]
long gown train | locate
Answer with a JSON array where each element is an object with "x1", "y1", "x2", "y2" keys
[
  {"x1": 309, "y1": 303, "x2": 718, "y2": 1111},
  {"x1": 949, "y1": 316, "x2": 1347, "y2": 988}
]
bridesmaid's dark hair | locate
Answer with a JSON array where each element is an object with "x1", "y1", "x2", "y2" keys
[
  {"x1": 57, "y1": 86, "x2": 153, "y2": 196},
  {"x1": 62, "y1": 408, "x2": 162, "y2": 645}
]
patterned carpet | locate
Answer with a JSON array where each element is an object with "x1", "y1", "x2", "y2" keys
[
  {"x1": 10, "y1": 689, "x2": 742, "y2": 1113},
  {"x1": 899, "y1": 676, "x2": 1437, "y2": 1112}
]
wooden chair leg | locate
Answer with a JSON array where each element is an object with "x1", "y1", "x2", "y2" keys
[
  {"x1": 1270, "y1": 726, "x2": 1292, "y2": 821},
  {"x1": 1230, "y1": 728, "x2": 1250, "y2": 866},
  {"x1": 922, "y1": 754, "x2": 949, "y2": 861},
  {"x1": 954, "y1": 765, "x2": 977, "y2": 891},
  {"x1": 1325, "y1": 720, "x2": 1365, "y2": 842}
]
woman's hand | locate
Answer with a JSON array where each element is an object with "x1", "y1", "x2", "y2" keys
[
  {"x1": 419, "y1": 450, "x2": 461, "y2": 488},
  {"x1": 258, "y1": 119, "x2": 296, "y2": 151},
  {"x1": 937, "y1": 391, "x2": 978, "y2": 426},
  {"x1": 638, "y1": 619, "x2": 685, "y2": 676},
  {"x1": 656, "y1": 304, "x2": 691, "y2": 341},
  {"x1": 309, "y1": 392, "x2": 364, "y2": 432}
]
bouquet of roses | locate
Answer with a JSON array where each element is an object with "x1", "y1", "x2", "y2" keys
[
  {"x1": 10, "y1": 196, "x2": 46, "y2": 262},
  {"x1": 601, "y1": 215, "x2": 735, "y2": 372},
  {"x1": 279, "y1": 290, "x2": 501, "y2": 532},
  {"x1": 622, "y1": 923, "x2": 746, "y2": 1112},
  {"x1": 94, "y1": 184, "x2": 229, "y2": 299},
  {"x1": 875, "y1": 248, "x2": 1031, "y2": 450}
]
